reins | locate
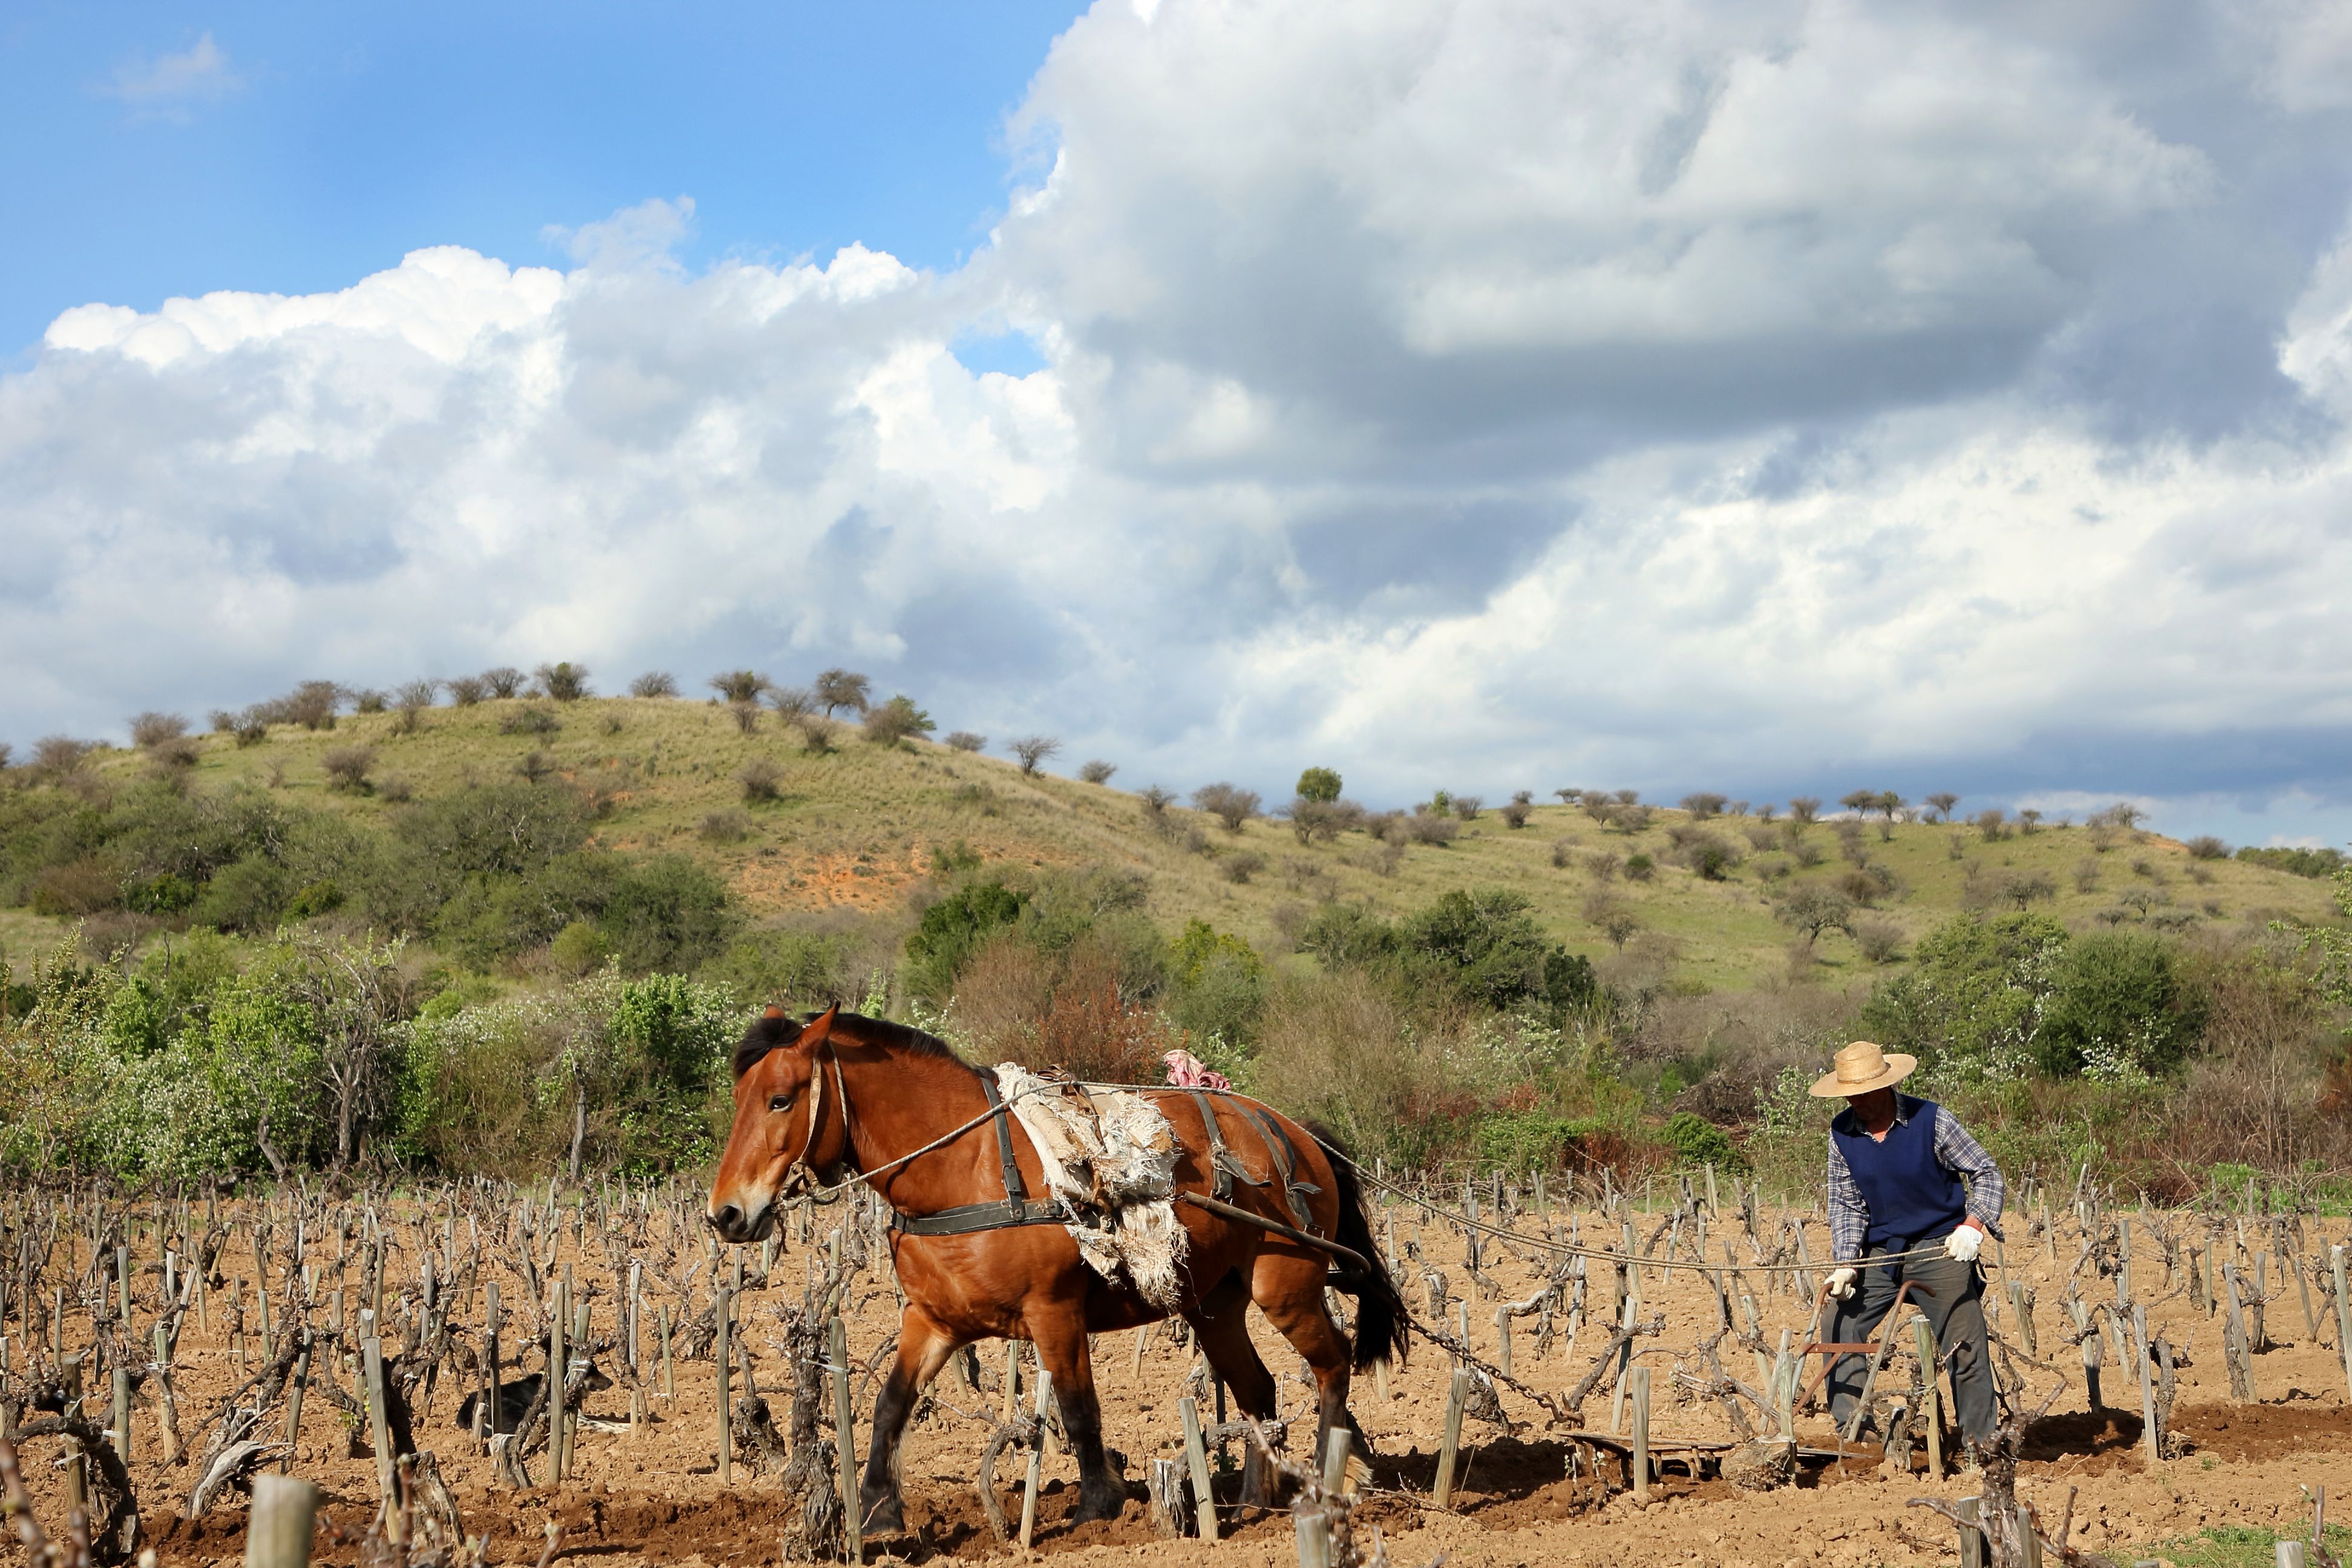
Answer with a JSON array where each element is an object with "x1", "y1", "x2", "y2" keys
[{"x1": 768, "y1": 1062, "x2": 1967, "y2": 1278}]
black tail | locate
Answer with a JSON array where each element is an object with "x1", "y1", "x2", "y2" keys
[{"x1": 1315, "y1": 1125, "x2": 1408, "y2": 1371}]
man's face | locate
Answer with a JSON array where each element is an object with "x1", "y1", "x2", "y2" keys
[{"x1": 1845, "y1": 1086, "x2": 1896, "y2": 1120}]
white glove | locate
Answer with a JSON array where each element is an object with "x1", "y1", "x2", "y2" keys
[
  {"x1": 1824, "y1": 1266, "x2": 1858, "y2": 1300},
  {"x1": 1944, "y1": 1224, "x2": 1983, "y2": 1263}
]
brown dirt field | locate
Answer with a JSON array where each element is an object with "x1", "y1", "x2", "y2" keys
[{"x1": 14, "y1": 1195, "x2": 2352, "y2": 1568}]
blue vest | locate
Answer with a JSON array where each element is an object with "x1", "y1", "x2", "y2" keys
[{"x1": 1832, "y1": 1097, "x2": 1967, "y2": 1252}]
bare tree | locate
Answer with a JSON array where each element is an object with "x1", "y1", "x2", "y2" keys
[
  {"x1": 815, "y1": 668, "x2": 872, "y2": 716},
  {"x1": 1192, "y1": 782, "x2": 1261, "y2": 831},
  {"x1": 446, "y1": 675, "x2": 489, "y2": 705},
  {"x1": 630, "y1": 671, "x2": 680, "y2": 698},
  {"x1": 1924, "y1": 791, "x2": 1960, "y2": 822},
  {"x1": 535, "y1": 662, "x2": 591, "y2": 701},
  {"x1": 942, "y1": 730, "x2": 986, "y2": 753},
  {"x1": 322, "y1": 746, "x2": 377, "y2": 792},
  {"x1": 482, "y1": 666, "x2": 527, "y2": 699},
  {"x1": 1077, "y1": 760, "x2": 1117, "y2": 785},
  {"x1": 1010, "y1": 736, "x2": 1061, "y2": 776},
  {"x1": 730, "y1": 702, "x2": 762, "y2": 734},
  {"x1": 129, "y1": 711, "x2": 188, "y2": 748},
  {"x1": 1786, "y1": 796, "x2": 1821, "y2": 826},
  {"x1": 394, "y1": 679, "x2": 439, "y2": 734},
  {"x1": 289, "y1": 935, "x2": 414, "y2": 1175},
  {"x1": 766, "y1": 685, "x2": 817, "y2": 720},
  {"x1": 1679, "y1": 792, "x2": 1728, "y2": 820}
]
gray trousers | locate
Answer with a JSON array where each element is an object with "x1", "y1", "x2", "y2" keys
[{"x1": 1824, "y1": 1241, "x2": 1996, "y2": 1448}]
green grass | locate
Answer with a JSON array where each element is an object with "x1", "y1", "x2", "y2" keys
[
  {"x1": 2136, "y1": 1524, "x2": 2352, "y2": 1567},
  {"x1": 21, "y1": 696, "x2": 2346, "y2": 988}
]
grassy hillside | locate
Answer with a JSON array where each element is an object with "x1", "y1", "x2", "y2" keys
[{"x1": 10, "y1": 689, "x2": 2342, "y2": 988}]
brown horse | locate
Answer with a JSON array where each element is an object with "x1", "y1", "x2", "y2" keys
[{"x1": 707, "y1": 1005, "x2": 1405, "y2": 1533}]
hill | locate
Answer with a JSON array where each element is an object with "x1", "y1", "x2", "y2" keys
[{"x1": 5, "y1": 689, "x2": 2338, "y2": 990}]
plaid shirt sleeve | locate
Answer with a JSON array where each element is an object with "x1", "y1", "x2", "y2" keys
[
  {"x1": 1932, "y1": 1104, "x2": 2007, "y2": 1240},
  {"x1": 1826, "y1": 1135, "x2": 1867, "y2": 1262}
]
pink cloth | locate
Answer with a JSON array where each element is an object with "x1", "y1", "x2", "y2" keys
[{"x1": 1162, "y1": 1049, "x2": 1230, "y2": 1091}]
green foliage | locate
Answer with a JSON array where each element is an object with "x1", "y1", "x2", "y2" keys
[
  {"x1": 2036, "y1": 930, "x2": 2205, "y2": 1079},
  {"x1": 1295, "y1": 767, "x2": 1343, "y2": 804},
  {"x1": 1664, "y1": 1111, "x2": 1746, "y2": 1174},
  {"x1": 550, "y1": 920, "x2": 614, "y2": 976},
  {"x1": 703, "y1": 927, "x2": 859, "y2": 1011},
  {"x1": 1860, "y1": 912, "x2": 2069, "y2": 1073},
  {"x1": 2234, "y1": 844, "x2": 2346, "y2": 878},
  {"x1": 597, "y1": 854, "x2": 740, "y2": 973},
  {"x1": 1475, "y1": 1111, "x2": 1581, "y2": 1174},
  {"x1": 1166, "y1": 920, "x2": 1267, "y2": 1052},
  {"x1": 903, "y1": 880, "x2": 1030, "y2": 1002},
  {"x1": 1303, "y1": 890, "x2": 1596, "y2": 1016}
]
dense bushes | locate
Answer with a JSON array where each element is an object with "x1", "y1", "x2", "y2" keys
[
  {"x1": 0, "y1": 772, "x2": 736, "y2": 976},
  {"x1": 1300, "y1": 889, "x2": 1597, "y2": 1017}
]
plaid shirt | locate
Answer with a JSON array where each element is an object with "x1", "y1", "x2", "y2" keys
[{"x1": 1826, "y1": 1094, "x2": 2005, "y2": 1262}]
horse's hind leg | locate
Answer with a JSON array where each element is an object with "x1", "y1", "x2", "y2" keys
[
  {"x1": 1186, "y1": 1273, "x2": 1284, "y2": 1508},
  {"x1": 860, "y1": 1305, "x2": 962, "y2": 1535},
  {"x1": 1028, "y1": 1318, "x2": 1128, "y2": 1524},
  {"x1": 1251, "y1": 1253, "x2": 1362, "y2": 1470}
]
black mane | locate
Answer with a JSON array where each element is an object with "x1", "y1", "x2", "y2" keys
[{"x1": 730, "y1": 1008, "x2": 972, "y2": 1080}]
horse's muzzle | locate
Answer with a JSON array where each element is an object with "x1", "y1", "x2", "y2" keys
[{"x1": 707, "y1": 1201, "x2": 774, "y2": 1244}]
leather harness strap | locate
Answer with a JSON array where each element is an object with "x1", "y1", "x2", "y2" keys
[
  {"x1": 889, "y1": 1068, "x2": 1072, "y2": 1238},
  {"x1": 886, "y1": 1074, "x2": 1324, "y2": 1243}
]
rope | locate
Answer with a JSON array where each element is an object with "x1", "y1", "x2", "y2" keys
[{"x1": 779, "y1": 1067, "x2": 1985, "y2": 1281}]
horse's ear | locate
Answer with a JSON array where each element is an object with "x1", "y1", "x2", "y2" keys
[
  {"x1": 763, "y1": 1004, "x2": 785, "y2": 1019},
  {"x1": 798, "y1": 1004, "x2": 840, "y2": 1049}
]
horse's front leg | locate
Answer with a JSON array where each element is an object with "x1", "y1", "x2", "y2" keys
[
  {"x1": 1031, "y1": 1320, "x2": 1127, "y2": 1524},
  {"x1": 860, "y1": 1305, "x2": 962, "y2": 1536}
]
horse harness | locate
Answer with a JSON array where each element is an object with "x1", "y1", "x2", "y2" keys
[{"x1": 887, "y1": 1074, "x2": 1325, "y2": 1241}]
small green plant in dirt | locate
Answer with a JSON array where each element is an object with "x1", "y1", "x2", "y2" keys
[{"x1": 1665, "y1": 1111, "x2": 1746, "y2": 1174}]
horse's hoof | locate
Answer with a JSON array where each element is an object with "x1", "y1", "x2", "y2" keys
[
  {"x1": 1073, "y1": 1489, "x2": 1127, "y2": 1525},
  {"x1": 860, "y1": 1494, "x2": 906, "y2": 1536}
]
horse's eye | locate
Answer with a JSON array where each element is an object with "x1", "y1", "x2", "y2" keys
[{"x1": 769, "y1": 1095, "x2": 792, "y2": 1113}]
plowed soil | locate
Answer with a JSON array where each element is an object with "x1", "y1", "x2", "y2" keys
[{"x1": 18, "y1": 1197, "x2": 2352, "y2": 1568}]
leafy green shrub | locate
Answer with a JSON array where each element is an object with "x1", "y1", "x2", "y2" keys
[
  {"x1": 903, "y1": 881, "x2": 1030, "y2": 1002},
  {"x1": 1624, "y1": 852, "x2": 1656, "y2": 881},
  {"x1": 500, "y1": 707, "x2": 561, "y2": 736},
  {"x1": 1860, "y1": 911, "x2": 2067, "y2": 1073},
  {"x1": 1476, "y1": 1111, "x2": 1582, "y2": 1174},
  {"x1": 535, "y1": 662, "x2": 591, "y2": 701},
  {"x1": 2236, "y1": 845, "x2": 2345, "y2": 878},
  {"x1": 551, "y1": 920, "x2": 614, "y2": 976},
  {"x1": 863, "y1": 694, "x2": 936, "y2": 745},
  {"x1": 702, "y1": 927, "x2": 860, "y2": 1011},
  {"x1": 1296, "y1": 768, "x2": 1343, "y2": 804},
  {"x1": 1664, "y1": 1111, "x2": 1746, "y2": 1174},
  {"x1": 2037, "y1": 931, "x2": 2204, "y2": 1079}
]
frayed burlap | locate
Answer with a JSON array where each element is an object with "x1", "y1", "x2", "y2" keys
[{"x1": 993, "y1": 1064, "x2": 1189, "y2": 1309}]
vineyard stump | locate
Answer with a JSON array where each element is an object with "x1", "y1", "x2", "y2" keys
[
  {"x1": 281, "y1": 1333, "x2": 310, "y2": 1471},
  {"x1": 1180, "y1": 1396, "x2": 1217, "y2": 1542},
  {"x1": 1018, "y1": 1367, "x2": 1053, "y2": 1553},
  {"x1": 714, "y1": 1284, "x2": 731, "y2": 1485},
  {"x1": 830, "y1": 1316, "x2": 860, "y2": 1564},
  {"x1": 1911, "y1": 1316, "x2": 1943, "y2": 1481},
  {"x1": 245, "y1": 1473, "x2": 320, "y2": 1568},
  {"x1": 2330, "y1": 1247, "x2": 2352, "y2": 1401},
  {"x1": 1630, "y1": 1365, "x2": 1652, "y2": 1506},
  {"x1": 1434, "y1": 1366, "x2": 1471, "y2": 1509}
]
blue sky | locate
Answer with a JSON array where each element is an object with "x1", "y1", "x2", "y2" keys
[
  {"x1": 1, "y1": 2, "x2": 1083, "y2": 358},
  {"x1": 4, "y1": 1, "x2": 2351, "y2": 846}
]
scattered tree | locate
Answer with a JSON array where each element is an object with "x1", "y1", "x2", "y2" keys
[
  {"x1": 515, "y1": 749, "x2": 554, "y2": 783},
  {"x1": 1613, "y1": 789, "x2": 1641, "y2": 805},
  {"x1": 815, "y1": 668, "x2": 872, "y2": 716},
  {"x1": 1680, "y1": 792, "x2": 1727, "y2": 820},
  {"x1": 353, "y1": 689, "x2": 388, "y2": 714},
  {"x1": 1853, "y1": 919, "x2": 1904, "y2": 964},
  {"x1": 446, "y1": 675, "x2": 489, "y2": 705},
  {"x1": 766, "y1": 684, "x2": 817, "y2": 719},
  {"x1": 499, "y1": 707, "x2": 562, "y2": 736},
  {"x1": 942, "y1": 730, "x2": 986, "y2": 753},
  {"x1": 1775, "y1": 882, "x2": 1855, "y2": 947},
  {"x1": 481, "y1": 667, "x2": 527, "y2": 699},
  {"x1": 794, "y1": 715, "x2": 838, "y2": 755},
  {"x1": 1975, "y1": 808, "x2": 2010, "y2": 842},
  {"x1": 129, "y1": 711, "x2": 188, "y2": 748},
  {"x1": 1296, "y1": 766, "x2": 1343, "y2": 803},
  {"x1": 31, "y1": 736, "x2": 97, "y2": 777},
  {"x1": 730, "y1": 702, "x2": 762, "y2": 734},
  {"x1": 738, "y1": 757, "x2": 786, "y2": 802},
  {"x1": 1499, "y1": 791, "x2": 1535, "y2": 829},
  {"x1": 2185, "y1": 834, "x2": 2229, "y2": 860},
  {"x1": 1581, "y1": 892, "x2": 1642, "y2": 951},
  {"x1": 1838, "y1": 789, "x2": 1878, "y2": 817},
  {"x1": 535, "y1": 661, "x2": 591, "y2": 701},
  {"x1": 1623, "y1": 852, "x2": 1656, "y2": 881},
  {"x1": 322, "y1": 746, "x2": 377, "y2": 793},
  {"x1": 630, "y1": 671, "x2": 679, "y2": 699},
  {"x1": 1219, "y1": 850, "x2": 1267, "y2": 884},
  {"x1": 1924, "y1": 791, "x2": 1960, "y2": 822},
  {"x1": 1193, "y1": 782, "x2": 1261, "y2": 832},
  {"x1": 1077, "y1": 759, "x2": 1119, "y2": 785},
  {"x1": 862, "y1": 694, "x2": 936, "y2": 745},
  {"x1": 394, "y1": 679, "x2": 439, "y2": 734},
  {"x1": 1010, "y1": 736, "x2": 1062, "y2": 776},
  {"x1": 1451, "y1": 795, "x2": 1485, "y2": 822},
  {"x1": 1786, "y1": 796, "x2": 1821, "y2": 827},
  {"x1": 710, "y1": 671, "x2": 769, "y2": 704},
  {"x1": 700, "y1": 809, "x2": 752, "y2": 842}
]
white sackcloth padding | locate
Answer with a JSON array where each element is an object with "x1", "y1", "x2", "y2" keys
[{"x1": 993, "y1": 1063, "x2": 1190, "y2": 1309}]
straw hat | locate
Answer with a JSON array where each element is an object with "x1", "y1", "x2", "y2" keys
[{"x1": 1808, "y1": 1039, "x2": 1916, "y2": 1098}]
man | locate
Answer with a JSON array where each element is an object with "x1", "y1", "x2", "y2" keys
[{"x1": 1812, "y1": 1039, "x2": 2005, "y2": 1449}]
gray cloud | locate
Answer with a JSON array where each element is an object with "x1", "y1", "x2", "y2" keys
[{"x1": 6, "y1": 5, "x2": 2352, "y2": 846}]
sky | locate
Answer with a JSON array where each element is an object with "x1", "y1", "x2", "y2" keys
[{"x1": 4, "y1": 0, "x2": 2352, "y2": 846}]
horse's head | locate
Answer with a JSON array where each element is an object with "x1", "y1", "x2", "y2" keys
[{"x1": 707, "y1": 1004, "x2": 848, "y2": 1243}]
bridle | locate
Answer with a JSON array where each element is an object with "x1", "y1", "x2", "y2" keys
[{"x1": 776, "y1": 1038, "x2": 851, "y2": 1203}]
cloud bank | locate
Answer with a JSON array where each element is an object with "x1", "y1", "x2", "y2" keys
[{"x1": 8, "y1": 0, "x2": 2352, "y2": 838}]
